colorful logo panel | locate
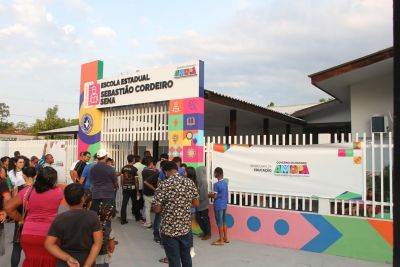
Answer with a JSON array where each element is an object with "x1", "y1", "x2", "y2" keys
[
  {"x1": 183, "y1": 130, "x2": 204, "y2": 146},
  {"x1": 169, "y1": 146, "x2": 183, "y2": 160},
  {"x1": 169, "y1": 114, "x2": 183, "y2": 131},
  {"x1": 183, "y1": 97, "x2": 204, "y2": 114},
  {"x1": 183, "y1": 146, "x2": 204, "y2": 163},
  {"x1": 168, "y1": 131, "x2": 183, "y2": 147},
  {"x1": 169, "y1": 99, "x2": 184, "y2": 115},
  {"x1": 168, "y1": 97, "x2": 204, "y2": 166},
  {"x1": 183, "y1": 130, "x2": 196, "y2": 146},
  {"x1": 183, "y1": 113, "x2": 204, "y2": 131}
]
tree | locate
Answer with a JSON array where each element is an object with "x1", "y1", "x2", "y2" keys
[
  {"x1": 15, "y1": 121, "x2": 28, "y2": 130},
  {"x1": 267, "y1": 102, "x2": 275, "y2": 107},
  {"x1": 29, "y1": 105, "x2": 77, "y2": 134},
  {"x1": 319, "y1": 98, "x2": 327, "y2": 103},
  {"x1": 0, "y1": 103, "x2": 12, "y2": 130}
]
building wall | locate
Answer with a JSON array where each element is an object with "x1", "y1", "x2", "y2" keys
[{"x1": 351, "y1": 74, "x2": 393, "y2": 135}]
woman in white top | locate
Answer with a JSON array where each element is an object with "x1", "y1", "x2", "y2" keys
[{"x1": 7, "y1": 156, "x2": 26, "y2": 194}]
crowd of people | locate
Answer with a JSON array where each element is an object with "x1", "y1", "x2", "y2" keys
[{"x1": 0, "y1": 145, "x2": 230, "y2": 267}]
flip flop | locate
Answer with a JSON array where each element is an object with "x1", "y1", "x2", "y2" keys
[
  {"x1": 224, "y1": 240, "x2": 230, "y2": 243},
  {"x1": 212, "y1": 241, "x2": 225, "y2": 246},
  {"x1": 159, "y1": 257, "x2": 169, "y2": 264}
]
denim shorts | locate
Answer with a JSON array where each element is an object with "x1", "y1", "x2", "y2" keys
[{"x1": 214, "y1": 208, "x2": 226, "y2": 227}]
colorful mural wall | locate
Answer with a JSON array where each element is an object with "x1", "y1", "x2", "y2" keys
[
  {"x1": 207, "y1": 205, "x2": 392, "y2": 263},
  {"x1": 78, "y1": 60, "x2": 103, "y2": 156},
  {"x1": 168, "y1": 97, "x2": 204, "y2": 167}
]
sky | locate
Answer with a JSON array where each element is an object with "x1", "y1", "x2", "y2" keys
[{"x1": 0, "y1": 0, "x2": 393, "y2": 124}]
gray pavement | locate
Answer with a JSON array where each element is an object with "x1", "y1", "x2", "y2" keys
[{"x1": 0, "y1": 218, "x2": 390, "y2": 267}]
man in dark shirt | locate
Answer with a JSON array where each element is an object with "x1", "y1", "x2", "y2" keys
[
  {"x1": 142, "y1": 156, "x2": 159, "y2": 228},
  {"x1": 120, "y1": 154, "x2": 139, "y2": 224},
  {"x1": 45, "y1": 183, "x2": 102, "y2": 267},
  {"x1": 70, "y1": 151, "x2": 91, "y2": 183},
  {"x1": 89, "y1": 149, "x2": 118, "y2": 222},
  {"x1": 153, "y1": 161, "x2": 199, "y2": 267}
]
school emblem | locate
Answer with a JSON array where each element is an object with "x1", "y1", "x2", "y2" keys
[{"x1": 81, "y1": 113, "x2": 93, "y2": 134}]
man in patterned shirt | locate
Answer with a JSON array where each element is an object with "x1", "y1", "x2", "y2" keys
[{"x1": 153, "y1": 161, "x2": 199, "y2": 267}]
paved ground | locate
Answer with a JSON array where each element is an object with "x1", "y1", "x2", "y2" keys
[{"x1": 0, "y1": 218, "x2": 390, "y2": 267}]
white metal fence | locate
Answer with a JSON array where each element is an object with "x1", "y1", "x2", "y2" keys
[
  {"x1": 102, "y1": 102, "x2": 169, "y2": 142},
  {"x1": 205, "y1": 132, "x2": 393, "y2": 220},
  {"x1": 0, "y1": 139, "x2": 78, "y2": 184}
]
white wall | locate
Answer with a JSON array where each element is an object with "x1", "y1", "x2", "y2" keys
[{"x1": 351, "y1": 73, "x2": 393, "y2": 135}]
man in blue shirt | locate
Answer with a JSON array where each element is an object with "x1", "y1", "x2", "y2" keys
[
  {"x1": 80, "y1": 154, "x2": 97, "y2": 190},
  {"x1": 209, "y1": 167, "x2": 229, "y2": 246},
  {"x1": 89, "y1": 149, "x2": 118, "y2": 227},
  {"x1": 158, "y1": 157, "x2": 185, "y2": 181}
]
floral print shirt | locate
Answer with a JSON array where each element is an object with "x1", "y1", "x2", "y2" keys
[{"x1": 153, "y1": 173, "x2": 199, "y2": 237}]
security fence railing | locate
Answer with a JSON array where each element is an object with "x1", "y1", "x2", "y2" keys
[{"x1": 204, "y1": 132, "x2": 393, "y2": 220}]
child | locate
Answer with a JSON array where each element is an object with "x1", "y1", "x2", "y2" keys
[
  {"x1": 209, "y1": 167, "x2": 229, "y2": 246},
  {"x1": 95, "y1": 202, "x2": 116, "y2": 267},
  {"x1": 45, "y1": 183, "x2": 103, "y2": 267}
]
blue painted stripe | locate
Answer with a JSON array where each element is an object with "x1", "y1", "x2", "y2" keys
[
  {"x1": 199, "y1": 60, "x2": 204, "y2": 97},
  {"x1": 78, "y1": 128, "x2": 101, "y2": 144},
  {"x1": 301, "y1": 213, "x2": 342, "y2": 253}
]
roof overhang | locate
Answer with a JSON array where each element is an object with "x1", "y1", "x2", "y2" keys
[
  {"x1": 292, "y1": 99, "x2": 340, "y2": 117},
  {"x1": 309, "y1": 47, "x2": 393, "y2": 103},
  {"x1": 204, "y1": 90, "x2": 306, "y2": 126},
  {"x1": 38, "y1": 125, "x2": 79, "y2": 136}
]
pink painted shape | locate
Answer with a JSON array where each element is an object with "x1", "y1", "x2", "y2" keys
[
  {"x1": 183, "y1": 146, "x2": 204, "y2": 163},
  {"x1": 209, "y1": 205, "x2": 319, "y2": 250},
  {"x1": 338, "y1": 149, "x2": 346, "y2": 157},
  {"x1": 183, "y1": 97, "x2": 204, "y2": 114},
  {"x1": 78, "y1": 139, "x2": 90, "y2": 157},
  {"x1": 88, "y1": 83, "x2": 100, "y2": 106}
]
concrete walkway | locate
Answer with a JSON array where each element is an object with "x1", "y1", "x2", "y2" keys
[{"x1": 0, "y1": 219, "x2": 390, "y2": 267}]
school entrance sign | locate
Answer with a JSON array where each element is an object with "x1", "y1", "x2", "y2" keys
[
  {"x1": 78, "y1": 60, "x2": 205, "y2": 167},
  {"x1": 84, "y1": 61, "x2": 202, "y2": 109},
  {"x1": 212, "y1": 143, "x2": 364, "y2": 198}
]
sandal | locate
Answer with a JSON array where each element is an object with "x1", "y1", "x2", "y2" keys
[
  {"x1": 159, "y1": 257, "x2": 169, "y2": 264},
  {"x1": 212, "y1": 241, "x2": 225, "y2": 246}
]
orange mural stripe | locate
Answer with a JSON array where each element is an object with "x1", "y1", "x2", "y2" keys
[
  {"x1": 80, "y1": 61, "x2": 99, "y2": 94},
  {"x1": 368, "y1": 219, "x2": 393, "y2": 247}
]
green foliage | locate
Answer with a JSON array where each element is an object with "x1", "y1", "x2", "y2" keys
[
  {"x1": 15, "y1": 121, "x2": 28, "y2": 130},
  {"x1": 267, "y1": 101, "x2": 275, "y2": 107},
  {"x1": 28, "y1": 105, "x2": 77, "y2": 134},
  {"x1": 0, "y1": 103, "x2": 11, "y2": 130}
]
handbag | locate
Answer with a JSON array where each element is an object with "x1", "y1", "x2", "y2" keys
[{"x1": 14, "y1": 186, "x2": 33, "y2": 243}]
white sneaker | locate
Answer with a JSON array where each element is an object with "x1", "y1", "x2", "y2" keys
[{"x1": 190, "y1": 247, "x2": 195, "y2": 258}]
